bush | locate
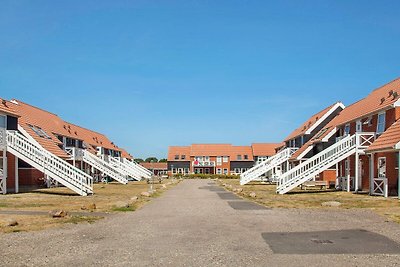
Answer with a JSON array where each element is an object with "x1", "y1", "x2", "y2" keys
[{"x1": 172, "y1": 173, "x2": 239, "y2": 179}]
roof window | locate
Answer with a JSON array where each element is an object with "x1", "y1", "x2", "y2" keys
[{"x1": 28, "y1": 124, "x2": 51, "y2": 139}]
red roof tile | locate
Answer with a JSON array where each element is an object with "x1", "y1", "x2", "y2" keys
[
  {"x1": 283, "y1": 102, "x2": 344, "y2": 142},
  {"x1": 251, "y1": 143, "x2": 281, "y2": 156},
  {"x1": 366, "y1": 119, "x2": 400, "y2": 152}
]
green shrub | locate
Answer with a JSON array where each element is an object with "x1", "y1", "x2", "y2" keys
[{"x1": 172, "y1": 173, "x2": 239, "y2": 179}]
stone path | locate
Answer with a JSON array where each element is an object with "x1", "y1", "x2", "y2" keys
[{"x1": 1, "y1": 179, "x2": 400, "y2": 266}]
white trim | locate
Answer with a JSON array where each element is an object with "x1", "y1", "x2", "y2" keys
[
  {"x1": 305, "y1": 102, "x2": 345, "y2": 135},
  {"x1": 296, "y1": 145, "x2": 313, "y2": 160},
  {"x1": 322, "y1": 127, "x2": 338, "y2": 142},
  {"x1": 394, "y1": 98, "x2": 400, "y2": 107},
  {"x1": 395, "y1": 141, "x2": 400, "y2": 150}
]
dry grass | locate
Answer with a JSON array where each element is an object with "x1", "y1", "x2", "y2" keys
[
  {"x1": 217, "y1": 179, "x2": 400, "y2": 223},
  {"x1": 0, "y1": 179, "x2": 179, "y2": 233}
]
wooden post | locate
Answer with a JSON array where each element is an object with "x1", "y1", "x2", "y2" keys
[
  {"x1": 14, "y1": 155, "x2": 18, "y2": 193},
  {"x1": 369, "y1": 153, "x2": 374, "y2": 195},
  {"x1": 355, "y1": 152, "x2": 359, "y2": 192},
  {"x1": 398, "y1": 151, "x2": 400, "y2": 200},
  {"x1": 347, "y1": 158, "x2": 350, "y2": 192}
]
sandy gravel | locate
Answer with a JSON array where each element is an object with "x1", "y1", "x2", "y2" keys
[{"x1": 1, "y1": 179, "x2": 399, "y2": 266}]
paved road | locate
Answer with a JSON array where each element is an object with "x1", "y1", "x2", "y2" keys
[{"x1": 1, "y1": 180, "x2": 400, "y2": 266}]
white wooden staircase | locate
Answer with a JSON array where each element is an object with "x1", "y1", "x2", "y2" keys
[
  {"x1": 108, "y1": 156, "x2": 143, "y2": 181},
  {"x1": 122, "y1": 158, "x2": 152, "y2": 180},
  {"x1": 6, "y1": 130, "x2": 93, "y2": 196},
  {"x1": 240, "y1": 147, "x2": 298, "y2": 185},
  {"x1": 81, "y1": 150, "x2": 128, "y2": 184},
  {"x1": 276, "y1": 133, "x2": 375, "y2": 194}
]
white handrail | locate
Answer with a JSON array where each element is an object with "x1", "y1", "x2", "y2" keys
[
  {"x1": 240, "y1": 147, "x2": 298, "y2": 185},
  {"x1": 277, "y1": 133, "x2": 375, "y2": 194},
  {"x1": 6, "y1": 131, "x2": 93, "y2": 196},
  {"x1": 122, "y1": 158, "x2": 152, "y2": 178},
  {"x1": 109, "y1": 156, "x2": 143, "y2": 181},
  {"x1": 82, "y1": 150, "x2": 128, "y2": 184}
]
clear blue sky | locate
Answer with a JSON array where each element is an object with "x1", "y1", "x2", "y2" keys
[{"x1": 1, "y1": 1, "x2": 399, "y2": 159}]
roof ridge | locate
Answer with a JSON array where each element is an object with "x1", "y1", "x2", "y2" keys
[
  {"x1": 369, "y1": 77, "x2": 400, "y2": 95},
  {"x1": 11, "y1": 99, "x2": 60, "y2": 117}
]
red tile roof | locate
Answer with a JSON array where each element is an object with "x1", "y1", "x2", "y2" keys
[
  {"x1": 312, "y1": 78, "x2": 400, "y2": 143},
  {"x1": 366, "y1": 119, "x2": 400, "y2": 152},
  {"x1": 251, "y1": 143, "x2": 281, "y2": 156},
  {"x1": 168, "y1": 144, "x2": 255, "y2": 161},
  {"x1": 0, "y1": 99, "x2": 19, "y2": 117},
  {"x1": 120, "y1": 148, "x2": 133, "y2": 160},
  {"x1": 283, "y1": 102, "x2": 344, "y2": 142},
  {"x1": 8, "y1": 99, "x2": 125, "y2": 158},
  {"x1": 168, "y1": 146, "x2": 191, "y2": 161},
  {"x1": 140, "y1": 162, "x2": 168, "y2": 170}
]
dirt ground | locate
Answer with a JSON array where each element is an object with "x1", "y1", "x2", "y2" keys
[
  {"x1": 217, "y1": 178, "x2": 400, "y2": 223},
  {"x1": 0, "y1": 179, "x2": 180, "y2": 233}
]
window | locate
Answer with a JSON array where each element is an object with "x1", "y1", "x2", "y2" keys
[
  {"x1": 178, "y1": 168, "x2": 183, "y2": 174},
  {"x1": 181, "y1": 155, "x2": 186, "y2": 160},
  {"x1": 356, "y1": 120, "x2": 362, "y2": 133},
  {"x1": 172, "y1": 168, "x2": 177, "y2": 174},
  {"x1": 216, "y1": 156, "x2": 222, "y2": 166},
  {"x1": 0, "y1": 115, "x2": 6, "y2": 128},
  {"x1": 223, "y1": 156, "x2": 228, "y2": 163},
  {"x1": 344, "y1": 124, "x2": 350, "y2": 136},
  {"x1": 223, "y1": 168, "x2": 228, "y2": 175},
  {"x1": 29, "y1": 124, "x2": 51, "y2": 139},
  {"x1": 205, "y1": 156, "x2": 210, "y2": 161},
  {"x1": 217, "y1": 168, "x2": 222, "y2": 174},
  {"x1": 185, "y1": 168, "x2": 190, "y2": 174},
  {"x1": 378, "y1": 157, "x2": 386, "y2": 178},
  {"x1": 174, "y1": 155, "x2": 179, "y2": 160},
  {"x1": 234, "y1": 168, "x2": 241, "y2": 174},
  {"x1": 244, "y1": 155, "x2": 248, "y2": 160},
  {"x1": 377, "y1": 112, "x2": 386, "y2": 134},
  {"x1": 237, "y1": 155, "x2": 242, "y2": 160}
]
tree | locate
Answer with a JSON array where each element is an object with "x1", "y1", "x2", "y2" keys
[
  {"x1": 134, "y1": 158, "x2": 144, "y2": 163},
  {"x1": 145, "y1": 157, "x2": 158, "y2": 163},
  {"x1": 158, "y1": 158, "x2": 167, "y2": 162}
]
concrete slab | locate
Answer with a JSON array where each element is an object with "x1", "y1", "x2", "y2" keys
[
  {"x1": 228, "y1": 201, "x2": 269, "y2": 210},
  {"x1": 262, "y1": 229, "x2": 400, "y2": 254}
]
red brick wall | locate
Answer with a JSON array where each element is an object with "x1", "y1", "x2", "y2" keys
[
  {"x1": 18, "y1": 168, "x2": 44, "y2": 187},
  {"x1": 6, "y1": 152, "x2": 16, "y2": 190},
  {"x1": 319, "y1": 170, "x2": 336, "y2": 184}
]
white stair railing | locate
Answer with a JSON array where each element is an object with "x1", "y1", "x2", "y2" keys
[
  {"x1": 108, "y1": 156, "x2": 142, "y2": 181},
  {"x1": 240, "y1": 147, "x2": 298, "y2": 185},
  {"x1": 277, "y1": 133, "x2": 375, "y2": 195},
  {"x1": 122, "y1": 158, "x2": 152, "y2": 179},
  {"x1": 81, "y1": 150, "x2": 128, "y2": 184},
  {"x1": 6, "y1": 131, "x2": 93, "y2": 196}
]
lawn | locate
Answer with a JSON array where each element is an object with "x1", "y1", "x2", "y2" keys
[
  {"x1": 217, "y1": 178, "x2": 400, "y2": 223},
  {"x1": 0, "y1": 179, "x2": 179, "y2": 233}
]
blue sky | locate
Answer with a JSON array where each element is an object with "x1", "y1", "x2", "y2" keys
[{"x1": 1, "y1": 1, "x2": 399, "y2": 159}]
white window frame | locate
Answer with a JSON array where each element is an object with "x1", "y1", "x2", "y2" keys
[
  {"x1": 223, "y1": 168, "x2": 228, "y2": 175},
  {"x1": 376, "y1": 112, "x2": 386, "y2": 135},
  {"x1": 172, "y1": 168, "x2": 177, "y2": 174},
  {"x1": 216, "y1": 168, "x2": 222, "y2": 174},
  {"x1": 223, "y1": 156, "x2": 228, "y2": 163},
  {"x1": 378, "y1": 157, "x2": 386, "y2": 178},
  {"x1": 216, "y1": 156, "x2": 222, "y2": 166},
  {"x1": 344, "y1": 124, "x2": 350, "y2": 136},
  {"x1": 356, "y1": 120, "x2": 362, "y2": 133}
]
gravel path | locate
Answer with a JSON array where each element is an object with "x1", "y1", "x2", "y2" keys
[{"x1": 1, "y1": 179, "x2": 399, "y2": 266}]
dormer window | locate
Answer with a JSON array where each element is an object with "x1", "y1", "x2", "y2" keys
[
  {"x1": 181, "y1": 155, "x2": 186, "y2": 160},
  {"x1": 174, "y1": 155, "x2": 179, "y2": 160},
  {"x1": 244, "y1": 155, "x2": 248, "y2": 160},
  {"x1": 237, "y1": 155, "x2": 242, "y2": 160}
]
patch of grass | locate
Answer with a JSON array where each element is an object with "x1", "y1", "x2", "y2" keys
[
  {"x1": 218, "y1": 178, "x2": 400, "y2": 224},
  {"x1": 112, "y1": 206, "x2": 136, "y2": 212},
  {"x1": 0, "y1": 203, "x2": 9, "y2": 208}
]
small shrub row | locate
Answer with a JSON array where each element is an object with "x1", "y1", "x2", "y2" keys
[{"x1": 172, "y1": 173, "x2": 239, "y2": 179}]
